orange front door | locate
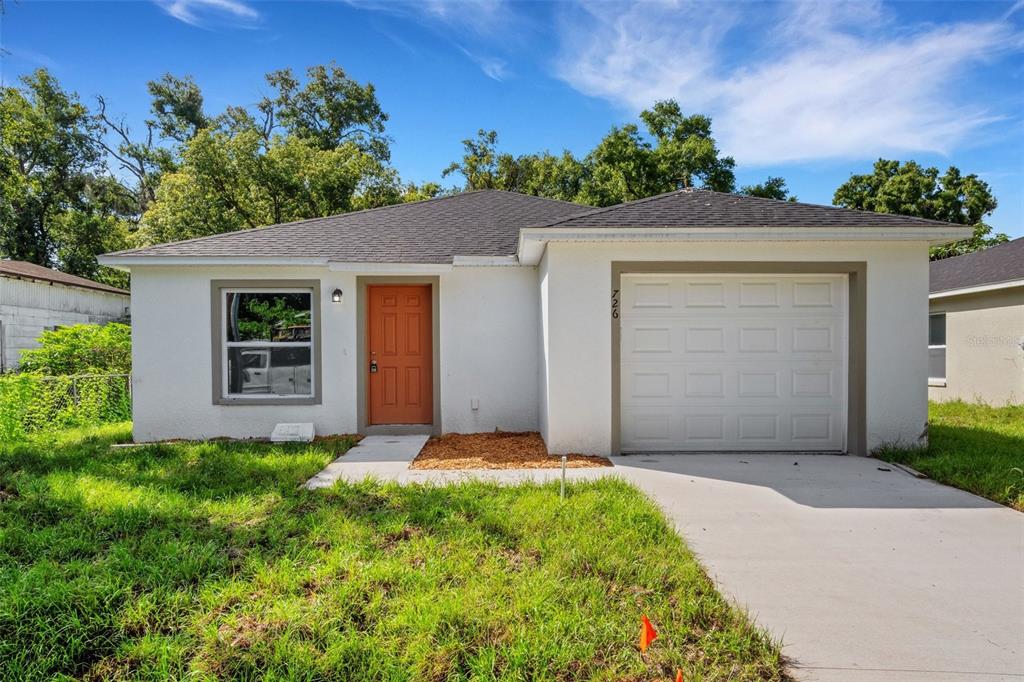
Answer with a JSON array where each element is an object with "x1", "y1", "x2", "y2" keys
[{"x1": 367, "y1": 285, "x2": 433, "y2": 425}]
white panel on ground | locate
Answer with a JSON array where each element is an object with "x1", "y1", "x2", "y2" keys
[{"x1": 270, "y1": 422, "x2": 315, "y2": 443}]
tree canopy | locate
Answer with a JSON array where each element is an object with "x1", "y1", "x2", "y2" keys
[
  {"x1": 833, "y1": 159, "x2": 1007, "y2": 260},
  {"x1": 2, "y1": 66, "x2": 1009, "y2": 287},
  {"x1": 442, "y1": 101, "x2": 737, "y2": 206}
]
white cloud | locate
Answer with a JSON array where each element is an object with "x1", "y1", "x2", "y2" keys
[
  {"x1": 555, "y1": 1, "x2": 1023, "y2": 164},
  {"x1": 459, "y1": 46, "x2": 508, "y2": 80},
  {"x1": 343, "y1": 0, "x2": 511, "y2": 36},
  {"x1": 154, "y1": 0, "x2": 260, "y2": 28}
]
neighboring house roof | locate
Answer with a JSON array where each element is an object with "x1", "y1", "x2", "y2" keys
[
  {"x1": 0, "y1": 260, "x2": 129, "y2": 296},
  {"x1": 101, "y1": 188, "x2": 964, "y2": 265},
  {"x1": 930, "y1": 237, "x2": 1024, "y2": 294},
  {"x1": 529, "y1": 188, "x2": 957, "y2": 229},
  {"x1": 104, "y1": 190, "x2": 587, "y2": 264}
]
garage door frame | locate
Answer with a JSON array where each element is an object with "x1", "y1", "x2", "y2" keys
[{"x1": 611, "y1": 262, "x2": 867, "y2": 456}]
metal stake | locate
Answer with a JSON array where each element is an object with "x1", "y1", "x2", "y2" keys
[{"x1": 560, "y1": 455, "x2": 567, "y2": 501}]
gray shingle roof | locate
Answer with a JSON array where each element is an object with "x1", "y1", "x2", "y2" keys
[
  {"x1": 530, "y1": 188, "x2": 959, "y2": 229},
  {"x1": 930, "y1": 237, "x2": 1024, "y2": 293},
  {"x1": 105, "y1": 187, "x2": 963, "y2": 265},
  {"x1": 106, "y1": 190, "x2": 587, "y2": 264},
  {"x1": 0, "y1": 260, "x2": 129, "y2": 295}
]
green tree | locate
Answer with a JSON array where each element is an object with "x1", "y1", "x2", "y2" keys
[
  {"x1": 441, "y1": 130, "x2": 584, "y2": 201},
  {"x1": 740, "y1": 176, "x2": 796, "y2": 201},
  {"x1": 834, "y1": 159, "x2": 1006, "y2": 259},
  {"x1": 443, "y1": 101, "x2": 736, "y2": 207},
  {"x1": 137, "y1": 129, "x2": 399, "y2": 245},
  {"x1": 0, "y1": 69, "x2": 103, "y2": 265},
  {"x1": 639, "y1": 101, "x2": 736, "y2": 193},
  {"x1": 134, "y1": 63, "x2": 401, "y2": 245},
  {"x1": 262, "y1": 62, "x2": 389, "y2": 159}
]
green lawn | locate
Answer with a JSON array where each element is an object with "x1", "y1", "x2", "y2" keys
[
  {"x1": 0, "y1": 424, "x2": 785, "y2": 681},
  {"x1": 877, "y1": 401, "x2": 1024, "y2": 510}
]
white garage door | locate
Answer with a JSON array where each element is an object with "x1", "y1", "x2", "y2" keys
[{"x1": 620, "y1": 274, "x2": 848, "y2": 452}]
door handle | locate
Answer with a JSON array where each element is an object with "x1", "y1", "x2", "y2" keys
[{"x1": 369, "y1": 359, "x2": 378, "y2": 373}]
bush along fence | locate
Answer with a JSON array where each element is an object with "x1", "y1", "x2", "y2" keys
[{"x1": 0, "y1": 373, "x2": 131, "y2": 441}]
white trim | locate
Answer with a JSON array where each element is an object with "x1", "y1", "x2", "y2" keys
[
  {"x1": 517, "y1": 226, "x2": 973, "y2": 265},
  {"x1": 929, "y1": 279, "x2": 1024, "y2": 299},
  {"x1": 326, "y1": 262, "x2": 453, "y2": 273},
  {"x1": 452, "y1": 255, "x2": 523, "y2": 267},
  {"x1": 221, "y1": 288, "x2": 315, "y2": 400},
  {"x1": 928, "y1": 378, "x2": 947, "y2": 387}
]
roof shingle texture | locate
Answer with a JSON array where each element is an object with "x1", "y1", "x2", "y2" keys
[
  {"x1": 106, "y1": 188, "x2": 961, "y2": 264},
  {"x1": 929, "y1": 237, "x2": 1024, "y2": 293},
  {"x1": 107, "y1": 190, "x2": 587, "y2": 263},
  {"x1": 0, "y1": 260, "x2": 129, "y2": 295},
  {"x1": 531, "y1": 188, "x2": 958, "y2": 229}
]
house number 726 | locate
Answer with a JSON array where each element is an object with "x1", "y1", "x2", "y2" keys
[{"x1": 611, "y1": 289, "x2": 620, "y2": 319}]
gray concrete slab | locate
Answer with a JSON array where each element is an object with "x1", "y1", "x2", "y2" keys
[
  {"x1": 611, "y1": 454, "x2": 1024, "y2": 682},
  {"x1": 303, "y1": 434, "x2": 428, "y2": 489},
  {"x1": 304, "y1": 446, "x2": 1023, "y2": 680}
]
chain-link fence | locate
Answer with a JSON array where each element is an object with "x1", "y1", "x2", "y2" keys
[{"x1": 0, "y1": 373, "x2": 132, "y2": 441}]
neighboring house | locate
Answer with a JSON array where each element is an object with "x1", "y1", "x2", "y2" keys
[
  {"x1": 100, "y1": 189, "x2": 969, "y2": 454},
  {"x1": 0, "y1": 260, "x2": 130, "y2": 372},
  {"x1": 928, "y1": 237, "x2": 1024, "y2": 405}
]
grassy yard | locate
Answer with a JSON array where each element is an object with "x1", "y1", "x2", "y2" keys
[
  {"x1": 877, "y1": 401, "x2": 1024, "y2": 511},
  {"x1": 0, "y1": 424, "x2": 785, "y2": 681}
]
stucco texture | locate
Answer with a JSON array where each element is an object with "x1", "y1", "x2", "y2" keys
[
  {"x1": 537, "y1": 241, "x2": 931, "y2": 455},
  {"x1": 129, "y1": 264, "x2": 538, "y2": 441},
  {"x1": 929, "y1": 287, "x2": 1024, "y2": 405}
]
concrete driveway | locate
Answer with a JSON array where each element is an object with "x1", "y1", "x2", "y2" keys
[{"x1": 612, "y1": 454, "x2": 1024, "y2": 681}]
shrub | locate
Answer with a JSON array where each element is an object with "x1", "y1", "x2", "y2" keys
[{"x1": 17, "y1": 323, "x2": 131, "y2": 375}]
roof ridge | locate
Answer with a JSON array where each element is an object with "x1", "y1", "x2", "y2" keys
[{"x1": 525, "y1": 188, "x2": 690, "y2": 228}]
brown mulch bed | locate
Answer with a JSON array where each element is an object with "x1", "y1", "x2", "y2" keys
[{"x1": 410, "y1": 431, "x2": 613, "y2": 470}]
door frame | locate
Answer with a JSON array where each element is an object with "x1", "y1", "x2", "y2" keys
[
  {"x1": 611, "y1": 262, "x2": 867, "y2": 456},
  {"x1": 356, "y1": 276, "x2": 441, "y2": 435}
]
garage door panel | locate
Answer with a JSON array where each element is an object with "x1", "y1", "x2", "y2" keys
[{"x1": 621, "y1": 274, "x2": 847, "y2": 452}]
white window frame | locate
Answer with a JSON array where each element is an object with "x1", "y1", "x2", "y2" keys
[
  {"x1": 221, "y1": 287, "x2": 316, "y2": 400},
  {"x1": 928, "y1": 312, "x2": 947, "y2": 386}
]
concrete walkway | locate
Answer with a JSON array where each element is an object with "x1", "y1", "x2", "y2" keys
[{"x1": 305, "y1": 447, "x2": 1024, "y2": 681}]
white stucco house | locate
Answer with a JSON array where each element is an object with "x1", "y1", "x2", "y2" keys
[
  {"x1": 0, "y1": 260, "x2": 130, "y2": 371},
  {"x1": 99, "y1": 189, "x2": 970, "y2": 455},
  {"x1": 928, "y1": 237, "x2": 1023, "y2": 405}
]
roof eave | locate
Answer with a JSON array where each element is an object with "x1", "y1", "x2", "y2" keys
[
  {"x1": 516, "y1": 225, "x2": 973, "y2": 265},
  {"x1": 929, "y1": 279, "x2": 1024, "y2": 299}
]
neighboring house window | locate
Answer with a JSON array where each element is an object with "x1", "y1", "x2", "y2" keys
[
  {"x1": 929, "y1": 313, "x2": 946, "y2": 382},
  {"x1": 212, "y1": 282, "x2": 321, "y2": 404}
]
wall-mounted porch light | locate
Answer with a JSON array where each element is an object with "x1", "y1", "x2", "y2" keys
[{"x1": 331, "y1": 288, "x2": 343, "y2": 303}]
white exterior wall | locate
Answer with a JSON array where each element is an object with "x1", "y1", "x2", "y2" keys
[
  {"x1": 130, "y1": 264, "x2": 540, "y2": 441},
  {"x1": 0, "y1": 276, "x2": 129, "y2": 371},
  {"x1": 929, "y1": 287, "x2": 1024, "y2": 405},
  {"x1": 538, "y1": 240, "x2": 932, "y2": 455},
  {"x1": 439, "y1": 266, "x2": 539, "y2": 432}
]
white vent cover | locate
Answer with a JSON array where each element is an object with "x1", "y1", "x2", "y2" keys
[{"x1": 270, "y1": 422, "x2": 315, "y2": 443}]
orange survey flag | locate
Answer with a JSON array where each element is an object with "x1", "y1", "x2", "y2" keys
[
  {"x1": 675, "y1": 670, "x2": 683, "y2": 682},
  {"x1": 639, "y1": 614, "x2": 658, "y2": 652}
]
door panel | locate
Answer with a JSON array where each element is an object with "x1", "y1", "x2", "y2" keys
[
  {"x1": 620, "y1": 274, "x2": 847, "y2": 452},
  {"x1": 368, "y1": 285, "x2": 432, "y2": 424}
]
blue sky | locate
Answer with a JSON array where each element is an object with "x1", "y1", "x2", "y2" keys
[{"x1": 3, "y1": 0, "x2": 1023, "y2": 237}]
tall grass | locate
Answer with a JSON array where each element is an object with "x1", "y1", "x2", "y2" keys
[{"x1": 0, "y1": 425, "x2": 786, "y2": 681}]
